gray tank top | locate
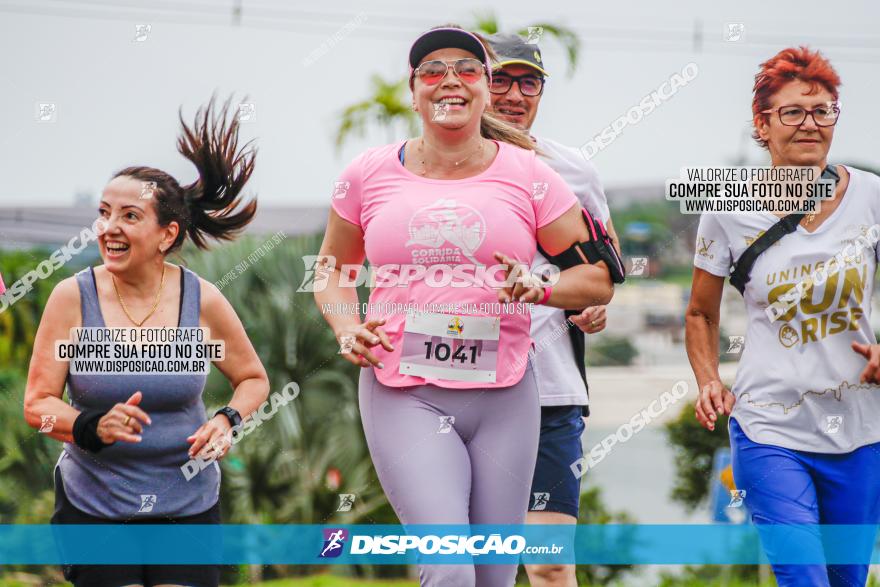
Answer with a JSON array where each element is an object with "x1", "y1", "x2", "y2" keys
[{"x1": 56, "y1": 265, "x2": 220, "y2": 519}]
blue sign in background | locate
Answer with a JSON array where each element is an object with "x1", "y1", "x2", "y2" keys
[
  {"x1": 709, "y1": 447, "x2": 748, "y2": 524},
  {"x1": 0, "y1": 524, "x2": 878, "y2": 565}
]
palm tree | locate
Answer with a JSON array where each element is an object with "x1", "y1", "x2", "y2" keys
[
  {"x1": 0, "y1": 369, "x2": 57, "y2": 524},
  {"x1": 334, "y1": 12, "x2": 581, "y2": 150},
  {"x1": 0, "y1": 251, "x2": 75, "y2": 526},
  {"x1": 0, "y1": 250, "x2": 71, "y2": 368},
  {"x1": 335, "y1": 75, "x2": 419, "y2": 152},
  {"x1": 471, "y1": 11, "x2": 580, "y2": 76},
  {"x1": 184, "y1": 234, "x2": 400, "y2": 581}
]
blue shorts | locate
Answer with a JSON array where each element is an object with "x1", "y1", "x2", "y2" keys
[
  {"x1": 730, "y1": 417, "x2": 880, "y2": 587},
  {"x1": 529, "y1": 405, "x2": 586, "y2": 518}
]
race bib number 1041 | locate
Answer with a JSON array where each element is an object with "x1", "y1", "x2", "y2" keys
[{"x1": 399, "y1": 312, "x2": 500, "y2": 383}]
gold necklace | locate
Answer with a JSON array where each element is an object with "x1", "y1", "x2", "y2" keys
[
  {"x1": 112, "y1": 265, "x2": 167, "y2": 327},
  {"x1": 805, "y1": 167, "x2": 839, "y2": 225},
  {"x1": 416, "y1": 138, "x2": 484, "y2": 176}
]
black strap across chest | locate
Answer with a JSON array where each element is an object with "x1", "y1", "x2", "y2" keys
[{"x1": 727, "y1": 165, "x2": 840, "y2": 295}]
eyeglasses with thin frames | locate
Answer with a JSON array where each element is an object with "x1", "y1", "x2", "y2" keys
[{"x1": 411, "y1": 58, "x2": 487, "y2": 86}]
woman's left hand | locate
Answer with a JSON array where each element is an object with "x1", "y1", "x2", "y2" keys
[
  {"x1": 852, "y1": 342, "x2": 880, "y2": 384},
  {"x1": 187, "y1": 415, "x2": 233, "y2": 460},
  {"x1": 493, "y1": 251, "x2": 544, "y2": 304}
]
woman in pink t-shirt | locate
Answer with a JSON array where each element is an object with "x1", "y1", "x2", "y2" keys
[{"x1": 315, "y1": 25, "x2": 613, "y2": 586}]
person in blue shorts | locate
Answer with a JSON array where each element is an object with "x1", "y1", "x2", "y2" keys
[
  {"x1": 686, "y1": 46, "x2": 880, "y2": 587},
  {"x1": 486, "y1": 32, "x2": 621, "y2": 587}
]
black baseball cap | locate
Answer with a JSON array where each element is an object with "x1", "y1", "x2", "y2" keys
[
  {"x1": 485, "y1": 32, "x2": 549, "y2": 77},
  {"x1": 408, "y1": 27, "x2": 492, "y2": 75}
]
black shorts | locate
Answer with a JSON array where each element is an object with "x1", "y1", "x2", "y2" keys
[{"x1": 50, "y1": 467, "x2": 221, "y2": 587}]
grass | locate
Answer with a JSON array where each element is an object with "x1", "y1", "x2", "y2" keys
[
  {"x1": 232, "y1": 576, "x2": 417, "y2": 587},
  {"x1": 0, "y1": 574, "x2": 418, "y2": 587}
]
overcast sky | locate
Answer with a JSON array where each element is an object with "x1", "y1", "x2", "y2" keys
[{"x1": 1, "y1": 0, "x2": 879, "y2": 208}]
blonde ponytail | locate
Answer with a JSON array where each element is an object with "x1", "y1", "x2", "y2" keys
[{"x1": 480, "y1": 111, "x2": 541, "y2": 153}]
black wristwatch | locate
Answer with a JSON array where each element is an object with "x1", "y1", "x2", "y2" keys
[{"x1": 214, "y1": 406, "x2": 242, "y2": 428}]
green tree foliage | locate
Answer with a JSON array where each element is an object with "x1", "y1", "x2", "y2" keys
[
  {"x1": 0, "y1": 369, "x2": 57, "y2": 523},
  {"x1": 183, "y1": 235, "x2": 399, "y2": 580},
  {"x1": 658, "y1": 566, "x2": 775, "y2": 587},
  {"x1": 335, "y1": 75, "x2": 419, "y2": 151},
  {"x1": 0, "y1": 249, "x2": 75, "y2": 370},
  {"x1": 471, "y1": 11, "x2": 581, "y2": 77},
  {"x1": 334, "y1": 14, "x2": 581, "y2": 151},
  {"x1": 586, "y1": 336, "x2": 638, "y2": 367},
  {"x1": 0, "y1": 250, "x2": 75, "y2": 523},
  {"x1": 184, "y1": 234, "x2": 394, "y2": 526},
  {"x1": 664, "y1": 403, "x2": 730, "y2": 511},
  {"x1": 575, "y1": 487, "x2": 636, "y2": 585}
]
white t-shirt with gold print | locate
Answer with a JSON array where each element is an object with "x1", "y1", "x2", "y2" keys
[{"x1": 694, "y1": 166, "x2": 880, "y2": 453}]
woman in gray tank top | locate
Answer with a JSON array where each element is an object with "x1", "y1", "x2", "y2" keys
[{"x1": 23, "y1": 98, "x2": 270, "y2": 587}]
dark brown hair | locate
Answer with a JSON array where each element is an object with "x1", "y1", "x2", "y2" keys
[{"x1": 114, "y1": 96, "x2": 257, "y2": 253}]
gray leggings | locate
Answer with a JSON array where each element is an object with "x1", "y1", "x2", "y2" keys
[{"x1": 358, "y1": 362, "x2": 541, "y2": 587}]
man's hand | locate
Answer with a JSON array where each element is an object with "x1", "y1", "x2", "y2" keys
[{"x1": 570, "y1": 305, "x2": 607, "y2": 334}]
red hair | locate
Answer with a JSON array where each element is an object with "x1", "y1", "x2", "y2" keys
[{"x1": 751, "y1": 46, "x2": 841, "y2": 148}]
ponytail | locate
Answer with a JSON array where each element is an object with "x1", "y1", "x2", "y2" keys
[
  {"x1": 114, "y1": 96, "x2": 257, "y2": 253},
  {"x1": 480, "y1": 111, "x2": 538, "y2": 152},
  {"x1": 177, "y1": 97, "x2": 257, "y2": 249}
]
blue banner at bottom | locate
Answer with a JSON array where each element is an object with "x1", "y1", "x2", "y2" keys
[{"x1": 0, "y1": 524, "x2": 878, "y2": 565}]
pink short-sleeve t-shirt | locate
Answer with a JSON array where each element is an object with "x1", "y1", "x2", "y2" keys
[{"x1": 331, "y1": 140, "x2": 577, "y2": 389}]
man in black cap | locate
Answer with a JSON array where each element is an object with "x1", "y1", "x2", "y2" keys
[{"x1": 486, "y1": 31, "x2": 620, "y2": 587}]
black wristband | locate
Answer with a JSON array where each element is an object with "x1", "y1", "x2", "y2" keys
[
  {"x1": 72, "y1": 409, "x2": 111, "y2": 453},
  {"x1": 214, "y1": 406, "x2": 242, "y2": 428}
]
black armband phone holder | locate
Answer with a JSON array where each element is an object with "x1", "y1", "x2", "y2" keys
[{"x1": 538, "y1": 207, "x2": 626, "y2": 284}]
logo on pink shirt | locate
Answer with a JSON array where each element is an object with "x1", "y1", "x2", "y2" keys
[
  {"x1": 405, "y1": 199, "x2": 486, "y2": 265},
  {"x1": 332, "y1": 181, "x2": 351, "y2": 199},
  {"x1": 531, "y1": 182, "x2": 549, "y2": 201}
]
